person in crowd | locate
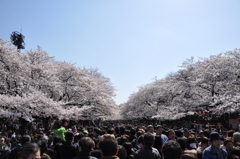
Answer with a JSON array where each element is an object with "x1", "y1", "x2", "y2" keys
[
  {"x1": 177, "y1": 137, "x2": 187, "y2": 152},
  {"x1": 73, "y1": 137, "x2": 97, "y2": 159},
  {"x1": 202, "y1": 132, "x2": 228, "y2": 159},
  {"x1": 99, "y1": 134, "x2": 120, "y2": 159},
  {"x1": 117, "y1": 145, "x2": 127, "y2": 159},
  {"x1": 183, "y1": 129, "x2": 189, "y2": 140},
  {"x1": 175, "y1": 129, "x2": 182, "y2": 137},
  {"x1": 119, "y1": 126, "x2": 126, "y2": 136},
  {"x1": 10, "y1": 135, "x2": 32, "y2": 159},
  {"x1": 153, "y1": 135, "x2": 163, "y2": 155},
  {"x1": 37, "y1": 139, "x2": 51, "y2": 159},
  {"x1": 224, "y1": 138, "x2": 234, "y2": 154},
  {"x1": 56, "y1": 131, "x2": 78, "y2": 159},
  {"x1": 117, "y1": 135, "x2": 129, "y2": 145},
  {"x1": 228, "y1": 131, "x2": 235, "y2": 139},
  {"x1": 162, "y1": 140, "x2": 182, "y2": 159},
  {"x1": 122, "y1": 142, "x2": 135, "y2": 159},
  {"x1": 165, "y1": 129, "x2": 176, "y2": 143},
  {"x1": 146, "y1": 125, "x2": 155, "y2": 134},
  {"x1": 196, "y1": 137, "x2": 209, "y2": 159},
  {"x1": 0, "y1": 142, "x2": 11, "y2": 159},
  {"x1": 186, "y1": 136, "x2": 198, "y2": 150},
  {"x1": 92, "y1": 128, "x2": 101, "y2": 143},
  {"x1": 114, "y1": 127, "x2": 120, "y2": 138},
  {"x1": 134, "y1": 133, "x2": 161, "y2": 159},
  {"x1": 136, "y1": 135, "x2": 144, "y2": 150},
  {"x1": 18, "y1": 143, "x2": 41, "y2": 159},
  {"x1": 131, "y1": 131, "x2": 143, "y2": 150},
  {"x1": 129, "y1": 129, "x2": 136, "y2": 142},
  {"x1": 155, "y1": 125, "x2": 168, "y2": 143},
  {"x1": 233, "y1": 132, "x2": 240, "y2": 147}
]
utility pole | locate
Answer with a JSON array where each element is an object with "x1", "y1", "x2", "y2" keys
[{"x1": 10, "y1": 31, "x2": 25, "y2": 52}]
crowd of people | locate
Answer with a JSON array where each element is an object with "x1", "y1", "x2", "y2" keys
[{"x1": 0, "y1": 121, "x2": 240, "y2": 159}]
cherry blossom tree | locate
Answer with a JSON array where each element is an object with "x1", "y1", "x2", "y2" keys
[
  {"x1": 121, "y1": 48, "x2": 240, "y2": 120},
  {"x1": 0, "y1": 38, "x2": 117, "y2": 124}
]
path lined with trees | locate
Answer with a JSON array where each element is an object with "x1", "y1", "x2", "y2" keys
[{"x1": 1, "y1": 37, "x2": 240, "y2": 128}]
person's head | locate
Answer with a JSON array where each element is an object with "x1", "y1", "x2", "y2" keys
[
  {"x1": 201, "y1": 137, "x2": 209, "y2": 149},
  {"x1": 18, "y1": 143, "x2": 41, "y2": 159},
  {"x1": 0, "y1": 136, "x2": 6, "y2": 144},
  {"x1": 65, "y1": 131, "x2": 74, "y2": 141},
  {"x1": 136, "y1": 131, "x2": 143, "y2": 138},
  {"x1": 37, "y1": 139, "x2": 48, "y2": 155},
  {"x1": 21, "y1": 135, "x2": 31, "y2": 145},
  {"x1": 114, "y1": 126, "x2": 119, "y2": 134},
  {"x1": 147, "y1": 125, "x2": 154, "y2": 134},
  {"x1": 162, "y1": 140, "x2": 182, "y2": 159},
  {"x1": 53, "y1": 136, "x2": 62, "y2": 145},
  {"x1": 93, "y1": 128, "x2": 100, "y2": 136},
  {"x1": 122, "y1": 142, "x2": 133, "y2": 155},
  {"x1": 79, "y1": 137, "x2": 95, "y2": 152},
  {"x1": 153, "y1": 135, "x2": 163, "y2": 152},
  {"x1": 107, "y1": 128, "x2": 114, "y2": 134},
  {"x1": 203, "y1": 129, "x2": 210, "y2": 138},
  {"x1": 228, "y1": 130, "x2": 235, "y2": 138},
  {"x1": 137, "y1": 135, "x2": 144, "y2": 148},
  {"x1": 199, "y1": 130, "x2": 204, "y2": 138},
  {"x1": 167, "y1": 129, "x2": 176, "y2": 140},
  {"x1": 117, "y1": 145, "x2": 127, "y2": 159},
  {"x1": 119, "y1": 126, "x2": 125, "y2": 135},
  {"x1": 224, "y1": 138, "x2": 234, "y2": 152},
  {"x1": 143, "y1": 133, "x2": 155, "y2": 147},
  {"x1": 233, "y1": 132, "x2": 240, "y2": 143},
  {"x1": 130, "y1": 128, "x2": 136, "y2": 136},
  {"x1": 177, "y1": 138, "x2": 186, "y2": 151},
  {"x1": 186, "y1": 136, "x2": 197, "y2": 149},
  {"x1": 99, "y1": 134, "x2": 118, "y2": 157},
  {"x1": 209, "y1": 132, "x2": 221, "y2": 148},
  {"x1": 184, "y1": 129, "x2": 189, "y2": 137},
  {"x1": 117, "y1": 135, "x2": 129, "y2": 145},
  {"x1": 175, "y1": 130, "x2": 183, "y2": 138},
  {"x1": 155, "y1": 125, "x2": 163, "y2": 135}
]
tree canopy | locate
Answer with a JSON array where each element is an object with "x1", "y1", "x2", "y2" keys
[
  {"x1": 120, "y1": 49, "x2": 240, "y2": 120},
  {"x1": 0, "y1": 38, "x2": 118, "y2": 121}
]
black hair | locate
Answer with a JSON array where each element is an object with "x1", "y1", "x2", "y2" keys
[
  {"x1": 79, "y1": 137, "x2": 95, "y2": 151},
  {"x1": 18, "y1": 143, "x2": 40, "y2": 159},
  {"x1": 162, "y1": 140, "x2": 182, "y2": 159},
  {"x1": 53, "y1": 136, "x2": 62, "y2": 146},
  {"x1": 65, "y1": 131, "x2": 74, "y2": 141},
  {"x1": 137, "y1": 135, "x2": 144, "y2": 145},
  {"x1": 107, "y1": 128, "x2": 114, "y2": 134},
  {"x1": 177, "y1": 138, "x2": 186, "y2": 151},
  {"x1": 130, "y1": 129, "x2": 136, "y2": 135},
  {"x1": 99, "y1": 137, "x2": 118, "y2": 156},
  {"x1": 93, "y1": 128, "x2": 100, "y2": 135},
  {"x1": 143, "y1": 133, "x2": 155, "y2": 146},
  {"x1": 37, "y1": 139, "x2": 48, "y2": 155},
  {"x1": 153, "y1": 135, "x2": 162, "y2": 153},
  {"x1": 21, "y1": 135, "x2": 31, "y2": 145}
]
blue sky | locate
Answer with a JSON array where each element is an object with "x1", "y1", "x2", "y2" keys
[{"x1": 1, "y1": 0, "x2": 240, "y2": 105}]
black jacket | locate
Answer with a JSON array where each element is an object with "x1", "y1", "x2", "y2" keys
[
  {"x1": 134, "y1": 146, "x2": 161, "y2": 159},
  {"x1": 72, "y1": 151, "x2": 97, "y2": 159},
  {"x1": 57, "y1": 141, "x2": 78, "y2": 159}
]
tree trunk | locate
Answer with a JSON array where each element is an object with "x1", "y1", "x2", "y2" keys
[{"x1": 19, "y1": 118, "x2": 29, "y2": 136}]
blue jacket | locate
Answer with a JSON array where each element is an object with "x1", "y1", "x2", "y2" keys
[{"x1": 202, "y1": 145, "x2": 228, "y2": 159}]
